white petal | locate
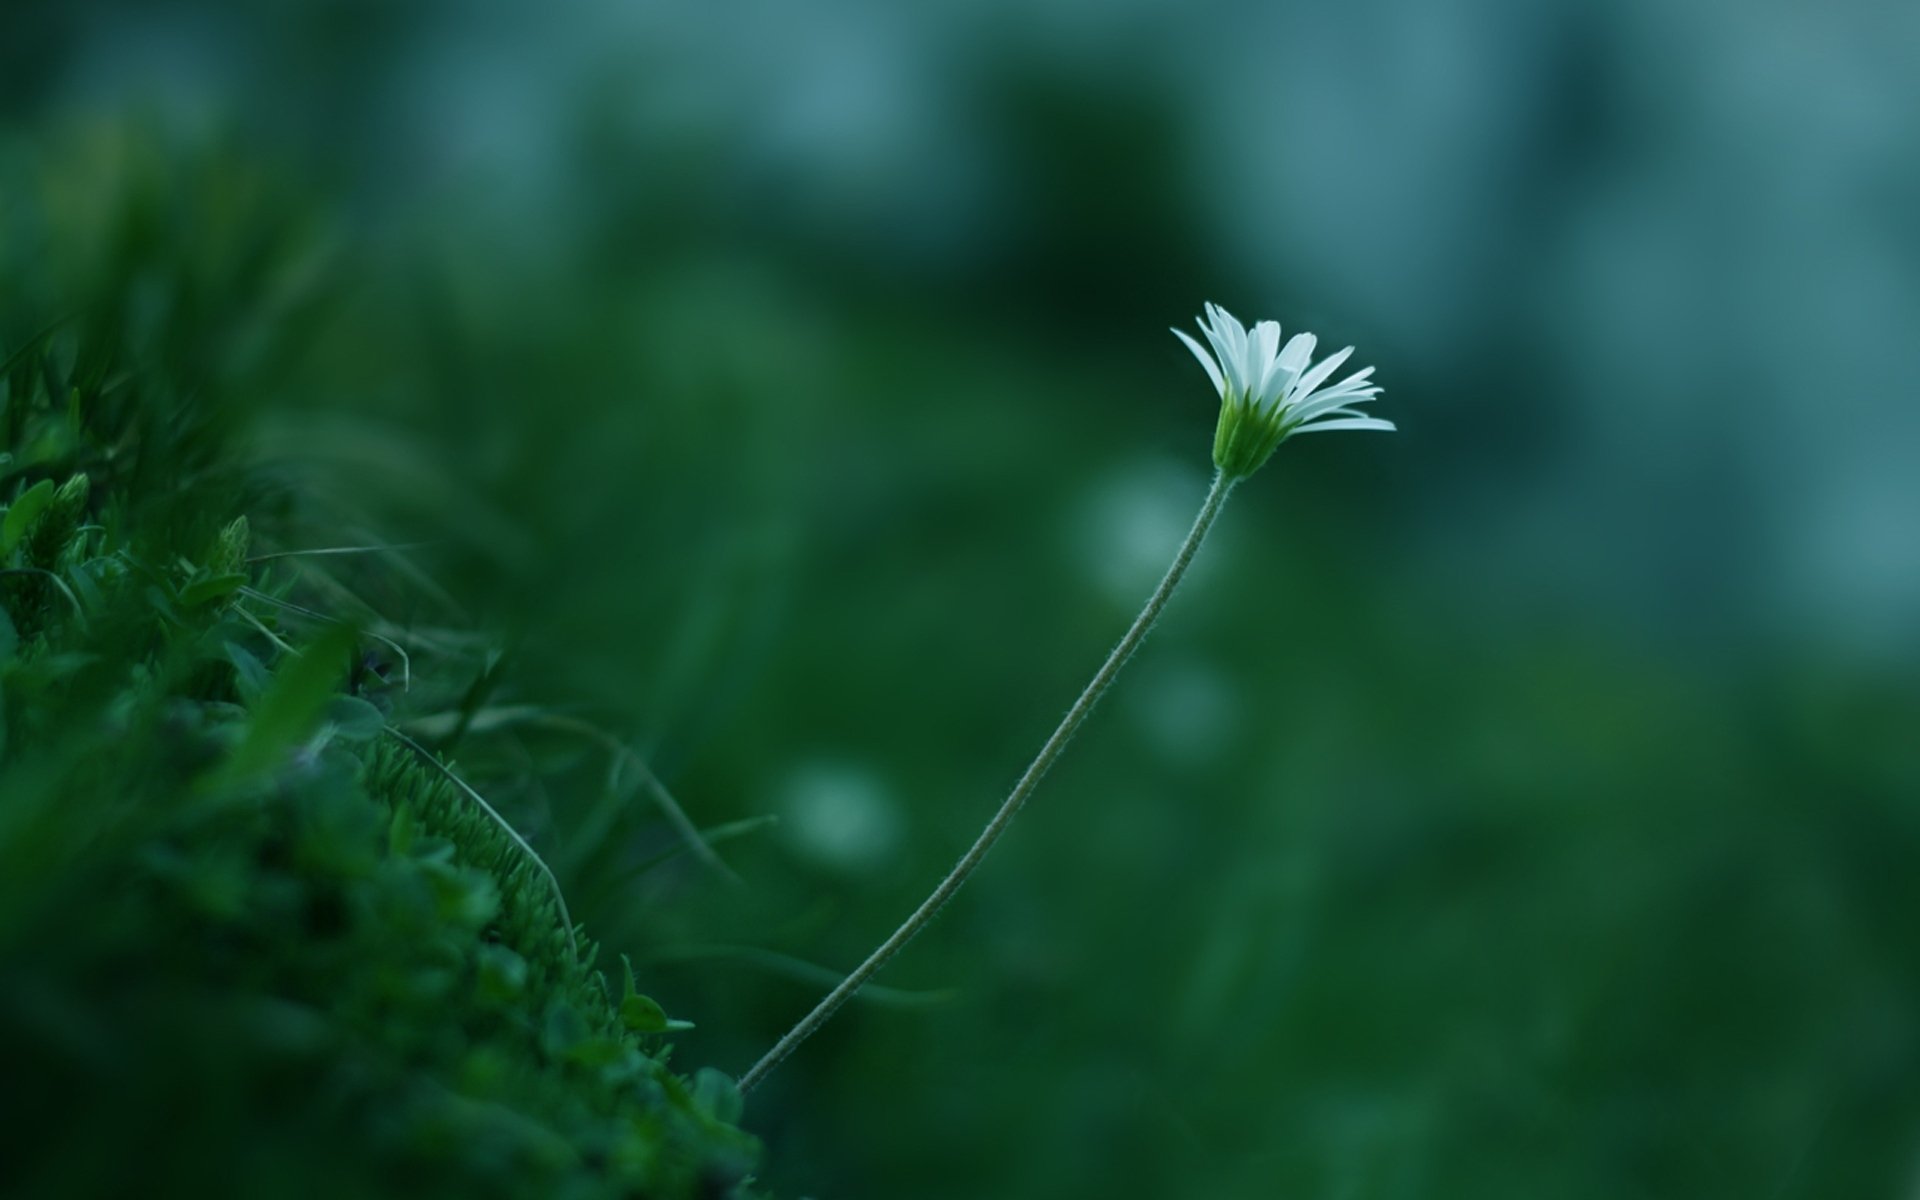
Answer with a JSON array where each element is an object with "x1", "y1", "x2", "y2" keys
[
  {"x1": 1265, "y1": 332, "x2": 1315, "y2": 400},
  {"x1": 1204, "y1": 303, "x2": 1247, "y2": 355},
  {"x1": 1305, "y1": 382, "x2": 1381, "y2": 406},
  {"x1": 1286, "y1": 390, "x2": 1378, "y2": 424},
  {"x1": 1172, "y1": 328, "x2": 1226, "y2": 395},
  {"x1": 1286, "y1": 346, "x2": 1355, "y2": 402},
  {"x1": 1199, "y1": 309, "x2": 1245, "y2": 396},
  {"x1": 1276, "y1": 332, "x2": 1317, "y2": 375},
  {"x1": 1221, "y1": 311, "x2": 1251, "y2": 369},
  {"x1": 1296, "y1": 377, "x2": 1380, "y2": 408},
  {"x1": 1248, "y1": 321, "x2": 1282, "y2": 399},
  {"x1": 1250, "y1": 320, "x2": 1280, "y2": 367},
  {"x1": 1292, "y1": 415, "x2": 1396, "y2": 434}
]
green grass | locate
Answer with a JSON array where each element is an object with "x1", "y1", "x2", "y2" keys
[{"x1": 0, "y1": 138, "x2": 757, "y2": 1199}]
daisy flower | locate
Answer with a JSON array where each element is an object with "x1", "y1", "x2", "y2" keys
[{"x1": 1173, "y1": 302, "x2": 1393, "y2": 478}]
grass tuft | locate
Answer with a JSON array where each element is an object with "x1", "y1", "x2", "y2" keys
[{"x1": 0, "y1": 136, "x2": 758, "y2": 1199}]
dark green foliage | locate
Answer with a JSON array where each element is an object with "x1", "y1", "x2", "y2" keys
[{"x1": 0, "y1": 151, "x2": 756, "y2": 1199}]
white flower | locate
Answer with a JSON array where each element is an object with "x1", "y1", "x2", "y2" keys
[{"x1": 1173, "y1": 302, "x2": 1393, "y2": 478}]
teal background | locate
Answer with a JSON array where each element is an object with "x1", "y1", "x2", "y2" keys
[{"x1": 5, "y1": 1, "x2": 1919, "y2": 1196}]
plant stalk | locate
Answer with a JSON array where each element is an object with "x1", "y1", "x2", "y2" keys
[{"x1": 738, "y1": 469, "x2": 1237, "y2": 1095}]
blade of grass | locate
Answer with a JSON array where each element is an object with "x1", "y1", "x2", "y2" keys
[
  {"x1": 239, "y1": 586, "x2": 411, "y2": 690},
  {"x1": 399, "y1": 706, "x2": 739, "y2": 885},
  {"x1": 383, "y1": 727, "x2": 578, "y2": 961},
  {"x1": 641, "y1": 943, "x2": 958, "y2": 1010}
]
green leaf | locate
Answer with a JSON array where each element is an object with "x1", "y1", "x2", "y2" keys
[
  {"x1": 619, "y1": 992, "x2": 672, "y2": 1034},
  {"x1": 475, "y1": 944, "x2": 529, "y2": 1003},
  {"x1": 418, "y1": 858, "x2": 500, "y2": 928},
  {"x1": 1, "y1": 479, "x2": 55, "y2": 556},
  {"x1": 224, "y1": 641, "x2": 272, "y2": 701},
  {"x1": 693, "y1": 1068, "x2": 744, "y2": 1126},
  {"x1": 387, "y1": 802, "x2": 416, "y2": 857},
  {"x1": 212, "y1": 622, "x2": 358, "y2": 787},
  {"x1": 617, "y1": 953, "x2": 692, "y2": 1033},
  {"x1": 324, "y1": 695, "x2": 386, "y2": 742},
  {"x1": 66, "y1": 561, "x2": 104, "y2": 612},
  {"x1": 566, "y1": 1037, "x2": 630, "y2": 1068}
]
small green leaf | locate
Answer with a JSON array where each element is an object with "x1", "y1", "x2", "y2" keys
[
  {"x1": 617, "y1": 954, "x2": 693, "y2": 1033},
  {"x1": 620, "y1": 992, "x2": 672, "y2": 1034},
  {"x1": 143, "y1": 585, "x2": 181, "y2": 624},
  {"x1": 476, "y1": 944, "x2": 528, "y2": 1003},
  {"x1": 693, "y1": 1067, "x2": 744, "y2": 1125},
  {"x1": 224, "y1": 641, "x2": 271, "y2": 701},
  {"x1": 212, "y1": 622, "x2": 358, "y2": 787},
  {"x1": 567, "y1": 1037, "x2": 630, "y2": 1068},
  {"x1": 1, "y1": 479, "x2": 55, "y2": 556},
  {"x1": 177, "y1": 572, "x2": 249, "y2": 609},
  {"x1": 66, "y1": 562, "x2": 104, "y2": 612},
  {"x1": 419, "y1": 858, "x2": 500, "y2": 928},
  {"x1": 324, "y1": 695, "x2": 386, "y2": 741},
  {"x1": 387, "y1": 803, "x2": 417, "y2": 857}
]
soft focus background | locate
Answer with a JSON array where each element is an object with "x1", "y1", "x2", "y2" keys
[{"x1": 6, "y1": 0, "x2": 1919, "y2": 1196}]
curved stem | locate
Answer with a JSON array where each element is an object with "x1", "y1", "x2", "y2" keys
[
  {"x1": 384, "y1": 728, "x2": 579, "y2": 960},
  {"x1": 739, "y1": 469, "x2": 1237, "y2": 1095}
]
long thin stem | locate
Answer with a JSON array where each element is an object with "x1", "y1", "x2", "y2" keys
[{"x1": 739, "y1": 469, "x2": 1237, "y2": 1095}]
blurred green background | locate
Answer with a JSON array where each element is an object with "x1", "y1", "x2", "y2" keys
[{"x1": 6, "y1": 0, "x2": 1919, "y2": 1196}]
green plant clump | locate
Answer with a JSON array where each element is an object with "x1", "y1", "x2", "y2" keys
[{"x1": 0, "y1": 171, "x2": 758, "y2": 1198}]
